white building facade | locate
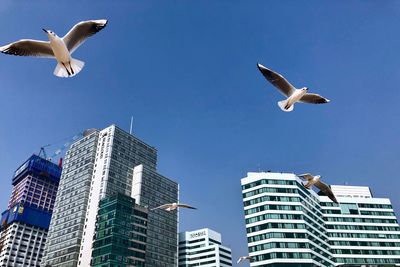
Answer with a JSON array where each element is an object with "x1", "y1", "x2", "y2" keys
[
  {"x1": 179, "y1": 228, "x2": 232, "y2": 267},
  {"x1": 0, "y1": 223, "x2": 48, "y2": 267},
  {"x1": 241, "y1": 172, "x2": 400, "y2": 267}
]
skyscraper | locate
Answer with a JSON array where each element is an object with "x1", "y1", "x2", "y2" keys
[
  {"x1": 41, "y1": 129, "x2": 99, "y2": 267},
  {"x1": 42, "y1": 125, "x2": 178, "y2": 267},
  {"x1": 178, "y1": 228, "x2": 232, "y2": 267},
  {"x1": 0, "y1": 155, "x2": 61, "y2": 267},
  {"x1": 241, "y1": 171, "x2": 400, "y2": 266},
  {"x1": 132, "y1": 164, "x2": 179, "y2": 266}
]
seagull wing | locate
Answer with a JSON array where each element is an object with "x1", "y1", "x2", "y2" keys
[
  {"x1": 314, "y1": 181, "x2": 338, "y2": 204},
  {"x1": 300, "y1": 93, "x2": 330, "y2": 104},
  {"x1": 63, "y1": 19, "x2": 108, "y2": 54},
  {"x1": 237, "y1": 257, "x2": 243, "y2": 264},
  {"x1": 257, "y1": 63, "x2": 295, "y2": 97},
  {"x1": 0, "y1": 39, "x2": 54, "y2": 58},
  {"x1": 297, "y1": 173, "x2": 314, "y2": 181},
  {"x1": 177, "y1": 203, "x2": 197, "y2": 210},
  {"x1": 151, "y1": 204, "x2": 171, "y2": 211}
]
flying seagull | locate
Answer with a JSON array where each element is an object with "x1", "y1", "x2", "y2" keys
[
  {"x1": 298, "y1": 173, "x2": 338, "y2": 204},
  {"x1": 0, "y1": 19, "x2": 108, "y2": 78},
  {"x1": 237, "y1": 256, "x2": 253, "y2": 264},
  {"x1": 257, "y1": 63, "x2": 330, "y2": 112},
  {"x1": 151, "y1": 203, "x2": 196, "y2": 211}
]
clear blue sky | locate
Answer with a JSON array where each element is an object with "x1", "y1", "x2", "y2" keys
[{"x1": 1, "y1": 1, "x2": 400, "y2": 265}]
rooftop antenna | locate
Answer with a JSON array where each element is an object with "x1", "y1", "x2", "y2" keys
[{"x1": 129, "y1": 116, "x2": 133, "y2": 135}]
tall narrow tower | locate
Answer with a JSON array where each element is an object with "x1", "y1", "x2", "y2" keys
[{"x1": 0, "y1": 155, "x2": 61, "y2": 267}]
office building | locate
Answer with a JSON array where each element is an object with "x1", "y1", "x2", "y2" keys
[
  {"x1": 41, "y1": 129, "x2": 99, "y2": 267},
  {"x1": 0, "y1": 155, "x2": 62, "y2": 267},
  {"x1": 241, "y1": 172, "x2": 400, "y2": 266},
  {"x1": 132, "y1": 164, "x2": 179, "y2": 267},
  {"x1": 91, "y1": 193, "x2": 148, "y2": 267},
  {"x1": 42, "y1": 125, "x2": 178, "y2": 267},
  {"x1": 178, "y1": 228, "x2": 232, "y2": 267}
]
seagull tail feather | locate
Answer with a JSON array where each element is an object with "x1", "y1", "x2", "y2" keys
[
  {"x1": 277, "y1": 99, "x2": 294, "y2": 112},
  {"x1": 53, "y1": 58, "x2": 85, "y2": 78}
]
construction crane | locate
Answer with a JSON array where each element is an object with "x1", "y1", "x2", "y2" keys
[
  {"x1": 38, "y1": 145, "x2": 50, "y2": 159},
  {"x1": 38, "y1": 132, "x2": 83, "y2": 164}
]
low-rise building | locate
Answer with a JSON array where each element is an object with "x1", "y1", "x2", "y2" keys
[{"x1": 179, "y1": 228, "x2": 232, "y2": 267}]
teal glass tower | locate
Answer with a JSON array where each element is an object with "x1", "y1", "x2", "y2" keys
[{"x1": 91, "y1": 193, "x2": 148, "y2": 267}]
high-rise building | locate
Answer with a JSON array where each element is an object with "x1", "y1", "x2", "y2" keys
[
  {"x1": 42, "y1": 125, "x2": 178, "y2": 267},
  {"x1": 41, "y1": 129, "x2": 99, "y2": 267},
  {"x1": 132, "y1": 164, "x2": 179, "y2": 267},
  {"x1": 241, "y1": 172, "x2": 400, "y2": 266},
  {"x1": 91, "y1": 193, "x2": 148, "y2": 267},
  {"x1": 178, "y1": 228, "x2": 232, "y2": 267},
  {"x1": 0, "y1": 155, "x2": 62, "y2": 267}
]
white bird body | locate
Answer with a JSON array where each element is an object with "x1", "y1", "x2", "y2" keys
[
  {"x1": 45, "y1": 32, "x2": 84, "y2": 77},
  {"x1": 48, "y1": 33, "x2": 70, "y2": 62},
  {"x1": 257, "y1": 63, "x2": 330, "y2": 112},
  {"x1": 166, "y1": 203, "x2": 178, "y2": 211},
  {"x1": 278, "y1": 88, "x2": 308, "y2": 112},
  {"x1": 0, "y1": 19, "x2": 107, "y2": 78},
  {"x1": 304, "y1": 175, "x2": 321, "y2": 189},
  {"x1": 237, "y1": 256, "x2": 252, "y2": 264},
  {"x1": 298, "y1": 173, "x2": 338, "y2": 204},
  {"x1": 151, "y1": 202, "x2": 196, "y2": 211}
]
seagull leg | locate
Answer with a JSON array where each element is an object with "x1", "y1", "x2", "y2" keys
[
  {"x1": 69, "y1": 62, "x2": 74, "y2": 75},
  {"x1": 62, "y1": 63, "x2": 71, "y2": 76}
]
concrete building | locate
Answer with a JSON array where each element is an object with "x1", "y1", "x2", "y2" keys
[
  {"x1": 241, "y1": 172, "x2": 400, "y2": 266},
  {"x1": 132, "y1": 164, "x2": 179, "y2": 267},
  {"x1": 178, "y1": 228, "x2": 232, "y2": 267},
  {"x1": 0, "y1": 155, "x2": 61, "y2": 267},
  {"x1": 42, "y1": 125, "x2": 178, "y2": 267}
]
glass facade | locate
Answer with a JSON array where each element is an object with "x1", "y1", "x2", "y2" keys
[
  {"x1": 91, "y1": 193, "x2": 148, "y2": 267},
  {"x1": 41, "y1": 130, "x2": 99, "y2": 267},
  {"x1": 241, "y1": 172, "x2": 400, "y2": 266}
]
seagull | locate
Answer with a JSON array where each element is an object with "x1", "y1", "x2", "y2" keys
[
  {"x1": 298, "y1": 173, "x2": 338, "y2": 204},
  {"x1": 151, "y1": 203, "x2": 196, "y2": 211},
  {"x1": 0, "y1": 19, "x2": 108, "y2": 78},
  {"x1": 257, "y1": 63, "x2": 330, "y2": 112},
  {"x1": 237, "y1": 256, "x2": 252, "y2": 264}
]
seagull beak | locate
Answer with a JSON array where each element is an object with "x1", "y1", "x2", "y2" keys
[{"x1": 42, "y1": 29, "x2": 49, "y2": 33}]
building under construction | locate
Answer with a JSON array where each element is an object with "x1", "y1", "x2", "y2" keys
[{"x1": 0, "y1": 155, "x2": 62, "y2": 267}]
